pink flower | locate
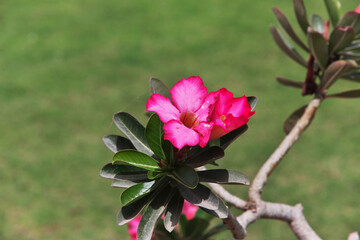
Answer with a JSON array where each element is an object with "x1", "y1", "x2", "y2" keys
[
  {"x1": 146, "y1": 76, "x2": 216, "y2": 149},
  {"x1": 127, "y1": 216, "x2": 141, "y2": 240},
  {"x1": 209, "y1": 88, "x2": 255, "y2": 141},
  {"x1": 355, "y1": 4, "x2": 360, "y2": 14},
  {"x1": 182, "y1": 200, "x2": 198, "y2": 220}
]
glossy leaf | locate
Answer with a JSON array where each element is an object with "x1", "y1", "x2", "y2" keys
[
  {"x1": 111, "y1": 180, "x2": 137, "y2": 188},
  {"x1": 284, "y1": 105, "x2": 313, "y2": 134},
  {"x1": 198, "y1": 169, "x2": 250, "y2": 185},
  {"x1": 162, "y1": 139, "x2": 174, "y2": 167},
  {"x1": 277, "y1": 76, "x2": 303, "y2": 89},
  {"x1": 185, "y1": 146, "x2": 224, "y2": 168},
  {"x1": 324, "y1": 0, "x2": 341, "y2": 27},
  {"x1": 326, "y1": 89, "x2": 360, "y2": 98},
  {"x1": 199, "y1": 200, "x2": 228, "y2": 219},
  {"x1": 146, "y1": 114, "x2": 166, "y2": 160},
  {"x1": 102, "y1": 135, "x2": 135, "y2": 153},
  {"x1": 311, "y1": 14, "x2": 325, "y2": 34},
  {"x1": 147, "y1": 170, "x2": 165, "y2": 180},
  {"x1": 113, "y1": 112, "x2": 154, "y2": 156},
  {"x1": 338, "y1": 11, "x2": 360, "y2": 34},
  {"x1": 169, "y1": 165, "x2": 199, "y2": 189},
  {"x1": 247, "y1": 96, "x2": 257, "y2": 111},
  {"x1": 149, "y1": 77, "x2": 171, "y2": 98},
  {"x1": 100, "y1": 163, "x2": 147, "y2": 180},
  {"x1": 219, "y1": 124, "x2": 248, "y2": 150},
  {"x1": 137, "y1": 186, "x2": 173, "y2": 240},
  {"x1": 272, "y1": 7, "x2": 309, "y2": 52},
  {"x1": 117, "y1": 193, "x2": 153, "y2": 226},
  {"x1": 308, "y1": 28, "x2": 329, "y2": 70},
  {"x1": 342, "y1": 72, "x2": 360, "y2": 83},
  {"x1": 329, "y1": 26, "x2": 355, "y2": 54},
  {"x1": 164, "y1": 191, "x2": 184, "y2": 232},
  {"x1": 270, "y1": 25, "x2": 307, "y2": 68},
  {"x1": 113, "y1": 150, "x2": 160, "y2": 171},
  {"x1": 121, "y1": 181, "x2": 156, "y2": 205},
  {"x1": 293, "y1": 0, "x2": 310, "y2": 34},
  {"x1": 320, "y1": 60, "x2": 358, "y2": 90}
]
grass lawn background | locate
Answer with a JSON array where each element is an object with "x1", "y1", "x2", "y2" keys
[{"x1": 0, "y1": 0, "x2": 359, "y2": 239}]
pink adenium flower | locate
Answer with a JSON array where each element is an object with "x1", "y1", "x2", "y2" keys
[
  {"x1": 146, "y1": 76, "x2": 215, "y2": 149},
  {"x1": 355, "y1": 4, "x2": 360, "y2": 13},
  {"x1": 127, "y1": 216, "x2": 141, "y2": 240},
  {"x1": 209, "y1": 88, "x2": 255, "y2": 141},
  {"x1": 182, "y1": 200, "x2": 198, "y2": 220}
]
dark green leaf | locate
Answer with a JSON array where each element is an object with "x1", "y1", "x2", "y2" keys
[
  {"x1": 146, "y1": 114, "x2": 166, "y2": 160},
  {"x1": 177, "y1": 184, "x2": 227, "y2": 219},
  {"x1": 345, "y1": 41, "x2": 360, "y2": 51},
  {"x1": 320, "y1": 60, "x2": 358, "y2": 90},
  {"x1": 149, "y1": 77, "x2": 171, "y2": 99},
  {"x1": 342, "y1": 72, "x2": 360, "y2": 82},
  {"x1": 147, "y1": 170, "x2": 165, "y2": 180},
  {"x1": 162, "y1": 140, "x2": 174, "y2": 167},
  {"x1": 329, "y1": 26, "x2": 355, "y2": 54},
  {"x1": 185, "y1": 146, "x2": 224, "y2": 168},
  {"x1": 310, "y1": 14, "x2": 325, "y2": 34},
  {"x1": 102, "y1": 135, "x2": 135, "y2": 153},
  {"x1": 247, "y1": 96, "x2": 257, "y2": 111},
  {"x1": 164, "y1": 191, "x2": 184, "y2": 232},
  {"x1": 272, "y1": 7, "x2": 309, "y2": 52},
  {"x1": 199, "y1": 201, "x2": 228, "y2": 219},
  {"x1": 293, "y1": 0, "x2": 310, "y2": 34},
  {"x1": 276, "y1": 76, "x2": 303, "y2": 89},
  {"x1": 324, "y1": 0, "x2": 341, "y2": 27},
  {"x1": 219, "y1": 124, "x2": 248, "y2": 150},
  {"x1": 111, "y1": 180, "x2": 137, "y2": 188},
  {"x1": 117, "y1": 192, "x2": 154, "y2": 226},
  {"x1": 121, "y1": 181, "x2": 156, "y2": 205},
  {"x1": 113, "y1": 112, "x2": 154, "y2": 156},
  {"x1": 113, "y1": 150, "x2": 160, "y2": 171},
  {"x1": 169, "y1": 165, "x2": 199, "y2": 189},
  {"x1": 270, "y1": 25, "x2": 308, "y2": 68},
  {"x1": 284, "y1": 105, "x2": 314, "y2": 134},
  {"x1": 338, "y1": 11, "x2": 360, "y2": 34},
  {"x1": 100, "y1": 163, "x2": 147, "y2": 180},
  {"x1": 137, "y1": 186, "x2": 174, "y2": 240},
  {"x1": 180, "y1": 216, "x2": 210, "y2": 238},
  {"x1": 198, "y1": 169, "x2": 250, "y2": 185},
  {"x1": 326, "y1": 89, "x2": 360, "y2": 98},
  {"x1": 308, "y1": 28, "x2": 329, "y2": 70}
]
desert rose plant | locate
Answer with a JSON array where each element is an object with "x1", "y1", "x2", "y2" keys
[{"x1": 101, "y1": 0, "x2": 360, "y2": 239}]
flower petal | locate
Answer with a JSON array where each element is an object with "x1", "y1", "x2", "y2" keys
[
  {"x1": 182, "y1": 200, "x2": 198, "y2": 220},
  {"x1": 195, "y1": 91, "x2": 218, "y2": 123},
  {"x1": 356, "y1": 4, "x2": 360, "y2": 14},
  {"x1": 227, "y1": 95, "x2": 253, "y2": 118},
  {"x1": 214, "y1": 88, "x2": 234, "y2": 116},
  {"x1": 193, "y1": 122, "x2": 214, "y2": 148},
  {"x1": 224, "y1": 114, "x2": 251, "y2": 132},
  {"x1": 163, "y1": 120, "x2": 199, "y2": 149},
  {"x1": 146, "y1": 93, "x2": 180, "y2": 123},
  {"x1": 170, "y1": 76, "x2": 208, "y2": 113},
  {"x1": 209, "y1": 125, "x2": 227, "y2": 141},
  {"x1": 127, "y1": 216, "x2": 141, "y2": 239}
]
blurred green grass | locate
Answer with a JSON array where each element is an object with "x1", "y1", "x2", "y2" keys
[{"x1": 0, "y1": 0, "x2": 359, "y2": 239}]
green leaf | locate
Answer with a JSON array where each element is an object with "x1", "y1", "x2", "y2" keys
[
  {"x1": 185, "y1": 146, "x2": 224, "y2": 168},
  {"x1": 345, "y1": 41, "x2": 360, "y2": 51},
  {"x1": 147, "y1": 170, "x2": 165, "y2": 180},
  {"x1": 162, "y1": 140, "x2": 174, "y2": 167},
  {"x1": 247, "y1": 96, "x2": 257, "y2": 111},
  {"x1": 117, "y1": 193, "x2": 154, "y2": 226},
  {"x1": 320, "y1": 60, "x2": 358, "y2": 91},
  {"x1": 326, "y1": 89, "x2": 360, "y2": 98},
  {"x1": 270, "y1": 25, "x2": 308, "y2": 68},
  {"x1": 342, "y1": 72, "x2": 360, "y2": 83},
  {"x1": 121, "y1": 181, "x2": 156, "y2": 205},
  {"x1": 149, "y1": 77, "x2": 171, "y2": 98},
  {"x1": 293, "y1": 0, "x2": 310, "y2": 34},
  {"x1": 199, "y1": 201, "x2": 228, "y2": 219},
  {"x1": 180, "y1": 216, "x2": 210, "y2": 238},
  {"x1": 338, "y1": 51, "x2": 360, "y2": 57},
  {"x1": 284, "y1": 105, "x2": 314, "y2": 134},
  {"x1": 113, "y1": 150, "x2": 160, "y2": 171},
  {"x1": 100, "y1": 163, "x2": 147, "y2": 180},
  {"x1": 324, "y1": 0, "x2": 341, "y2": 27},
  {"x1": 146, "y1": 114, "x2": 166, "y2": 160},
  {"x1": 137, "y1": 186, "x2": 174, "y2": 240},
  {"x1": 198, "y1": 169, "x2": 250, "y2": 185},
  {"x1": 272, "y1": 7, "x2": 309, "y2": 52},
  {"x1": 164, "y1": 191, "x2": 184, "y2": 232},
  {"x1": 111, "y1": 180, "x2": 137, "y2": 188},
  {"x1": 177, "y1": 184, "x2": 227, "y2": 219},
  {"x1": 310, "y1": 14, "x2": 325, "y2": 34},
  {"x1": 308, "y1": 28, "x2": 329, "y2": 70},
  {"x1": 219, "y1": 124, "x2": 248, "y2": 150},
  {"x1": 169, "y1": 165, "x2": 199, "y2": 189},
  {"x1": 277, "y1": 76, "x2": 303, "y2": 89},
  {"x1": 338, "y1": 11, "x2": 360, "y2": 35},
  {"x1": 102, "y1": 135, "x2": 135, "y2": 153},
  {"x1": 329, "y1": 26, "x2": 355, "y2": 54},
  {"x1": 113, "y1": 112, "x2": 154, "y2": 156}
]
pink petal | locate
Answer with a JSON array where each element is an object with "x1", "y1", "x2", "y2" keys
[
  {"x1": 209, "y1": 125, "x2": 227, "y2": 141},
  {"x1": 163, "y1": 120, "x2": 199, "y2": 149},
  {"x1": 170, "y1": 76, "x2": 208, "y2": 113},
  {"x1": 193, "y1": 122, "x2": 214, "y2": 148},
  {"x1": 210, "y1": 112, "x2": 227, "y2": 131},
  {"x1": 227, "y1": 95, "x2": 253, "y2": 118},
  {"x1": 214, "y1": 88, "x2": 233, "y2": 116},
  {"x1": 146, "y1": 93, "x2": 180, "y2": 123},
  {"x1": 182, "y1": 200, "x2": 199, "y2": 220},
  {"x1": 356, "y1": 4, "x2": 360, "y2": 13},
  {"x1": 223, "y1": 114, "x2": 251, "y2": 132},
  {"x1": 127, "y1": 216, "x2": 141, "y2": 239},
  {"x1": 195, "y1": 91, "x2": 218, "y2": 123}
]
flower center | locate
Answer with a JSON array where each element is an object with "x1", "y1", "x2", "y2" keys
[
  {"x1": 220, "y1": 115, "x2": 226, "y2": 122},
  {"x1": 180, "y1": 112, "x2": 199, "y2": 129}
]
